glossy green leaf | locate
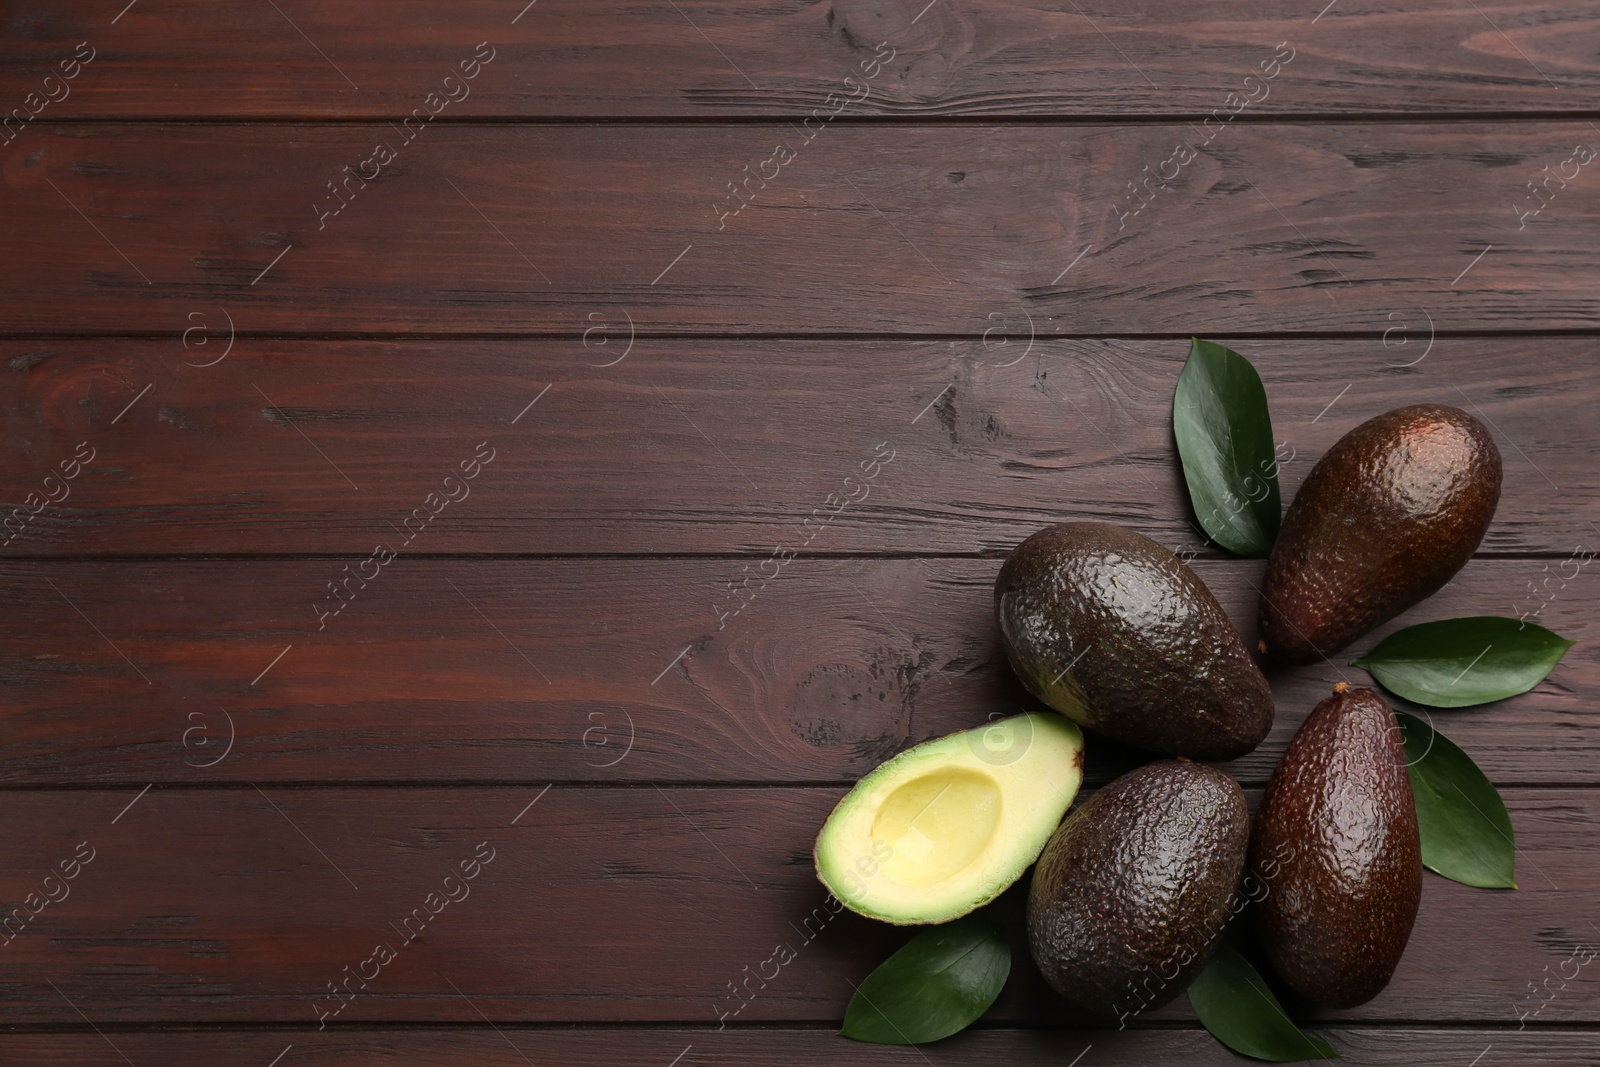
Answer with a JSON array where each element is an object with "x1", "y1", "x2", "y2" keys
[
  {"x1": 1353, "y1": 616, "x2": 1574, "y2": 708},
  {"x1": 1188, "y1": 944, "x2": 1338, "y2": 1061},
  {"x1": 1173, "y1": 339, "x2": 1282, "y2": 557},
  {"x1": 839, "y1": 914, "x2": 1009, "y2": 1045},
  {"x1": 1396, "y1": 710, "x2": 1516, "y2": 889}
]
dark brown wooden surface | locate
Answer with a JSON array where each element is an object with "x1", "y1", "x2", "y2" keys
[
  {"x1": 0, "y1": 338, "x2": 1592, "y2": 556},
  {"x1": 0, "y1": 1028, "x2": 1590, "y2": 1066},
  {"x1": 1, "y1": 1, "x2": 1597, "y2": 117},
  {"x1": 0, "y1": 786, "x2": 1591, "y2": 1026},
  {"x1": 0, "y1": 559, "x2": 1589, "y2": 785},
  {"x1": 2, "y1": 1, "x2": 1596, "y2": 1061},
  {"x1": 2, "y1": 124, "x2": 1599, "y2": 334}
]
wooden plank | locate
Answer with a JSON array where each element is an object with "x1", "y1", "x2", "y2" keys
[
  {"x1": 0, "y1": 1027, "x2": 1587, "y2": 1065},
  {"x1": 3, "y1": 124, "x2": 1597, "y2": 334},
  {"x1": 0, "y1": 338, "x2": 1590, "y2": 556},
  {"x1": 1, "y1": 2, "x2": 1597, "y2": 118},
  {"x1": 0, "y1": 558, "x2": 1589, "y2": 785},
  {"x1": 0, "y1": 785, "x2": 1590, "y2": 1024}
]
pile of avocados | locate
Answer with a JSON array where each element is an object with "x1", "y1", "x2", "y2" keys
[{"x1": 815, "y1": 403, "x2": 1502, "y2": 1025}]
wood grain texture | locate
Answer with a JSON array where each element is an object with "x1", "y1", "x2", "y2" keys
[
  {"x1": 3, "y1": 124, "x2": 1598, "y2": 334},
  {"x1": 0, "y1": 785, "x2": 1590, "y2": 1025},
  {"x1": 2, "y1": 0, "x2": 1594, "y2": 1048},
  {"x1": 1, "y1": 1, "x2": 1597, "y2": 118},
  {"x1": 0, "y1": 558, "x2": 1589, "y2": 785},
  {"x1": 0, "y1": 1027, "x2": 1587, "y2": 1065},
  {"x1": 0, "y1": 337, "x2": 1592, "y2": 556}
]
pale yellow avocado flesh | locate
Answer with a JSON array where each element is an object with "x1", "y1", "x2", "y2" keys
[{"x1": 814, "y1": 713, "x2": 1084, "y2": 924}]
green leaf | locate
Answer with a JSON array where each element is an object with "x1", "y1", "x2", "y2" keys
[
  {"x1": 1173, "y1": 339, "x2": 1282, "y2": 557},
  {"x1": 1396, "y1": 710, "x2": 1517, "y2": 889},
  {"x1": 839, "y1": 914, "x2": 1010, "y2": 1045},
  {"x1": 1189, "y1": 943, "x2": 1338, "y2": 1062},
  {"x1": 1353, "y1": 616, "x2": 1575, "y2": 708}
]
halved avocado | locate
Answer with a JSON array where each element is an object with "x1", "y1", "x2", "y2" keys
[{"x1": 814, "y1": 713, "x2": 1084, "y2": 925}]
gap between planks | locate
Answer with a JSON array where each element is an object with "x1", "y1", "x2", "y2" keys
[{"x1": 26, "y1": 111, "x2": 1600, "y2": 126}]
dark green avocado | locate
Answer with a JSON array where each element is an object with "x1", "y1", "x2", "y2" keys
[
  {"x1": 995, "y1": 522, "x2": 1273, "y2": 760},
  {"x1": 1259, "y1": 404, "x2": 1501, "y2": 664},
  {"x1": 1251, "y1": 684, "x2": 1422, "y2": 1008},
  {"x1": 1026, "y1": 759, "x2": 1249, "y2": 1020}
]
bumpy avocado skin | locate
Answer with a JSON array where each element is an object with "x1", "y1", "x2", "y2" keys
[
  {"x1": 1027, "y1": 760, "x2": 1249, "y2": 1019},
  {"x1": 995, "y1": 522, "x2": 1273, "y2": 760},
  {"x1": 1259, "y1": 404, "x2": 1501, "y2": 664},
  {"x1": 1251, "y1": 685, "x2": 1422, "y2": 1008}
]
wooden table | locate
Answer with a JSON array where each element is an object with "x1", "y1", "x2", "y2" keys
[{"x1": 0, "y1": 2, "x2": 1595, "y2": 1063}]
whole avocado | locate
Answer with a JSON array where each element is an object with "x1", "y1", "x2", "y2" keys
[
  {"x1": 1027, "y1": 759, "x2": 1249, "y2": 1020},
  {"x1": 1251, "y1": 684, "x2": 1422, "y2": 1008},
  {"x1": 1259, "y1": 404, "x2": 1501, "y2": 664},
  {"x1": 995, "y1": 522, "x2": 1273, "y2": 760}
]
